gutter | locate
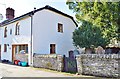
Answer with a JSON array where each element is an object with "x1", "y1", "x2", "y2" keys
[{"x1": 0, "y1": 5, "x2": 78, "y2": 27}]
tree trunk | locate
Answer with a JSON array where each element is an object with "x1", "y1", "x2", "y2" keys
[{"x1": 85, "y1": 48, "x2": 92, "y2": 54}]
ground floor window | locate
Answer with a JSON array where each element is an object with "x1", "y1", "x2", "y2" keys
[
  {"x1": 0, "y1": 45, "x2": 1, "y2": 53},
  {"x1": 0, "y1": 45, "x2": 1, "y2": 59},
  {"x1": 50, "y1": 44, "x2": 56, "y2": 54},
  {"x1": 4, "y1": 44, "x2": 7, "y2": 52},
  {"x1": 15, "y1": 44, "x2": 28, "y2": 54}
]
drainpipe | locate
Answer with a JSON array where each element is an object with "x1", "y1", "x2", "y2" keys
[
  {"x1": 30, "y1": 15, "x2": 33, "y2": 66},
  {"x1": 30, "y1": 10, "x2": 35, "y2": 66}
]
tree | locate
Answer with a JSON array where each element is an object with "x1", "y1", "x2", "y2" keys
[
  {"x1": 73, "y1": 20, "x2": 109, "y2": 49},
  {"x1": 67, "y1": 1, "x2": 120, "y2": 43},
  {"x1": 117, "y1": 16, "x2": 120, "y2": 41}
]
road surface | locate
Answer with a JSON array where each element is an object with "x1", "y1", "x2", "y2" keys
[
  {"x1": 0, "y1": 63, "x2": 111, "y2": 79},
  {"x1": 0, "y1": 63, "x2": 75, "y2": 77}
]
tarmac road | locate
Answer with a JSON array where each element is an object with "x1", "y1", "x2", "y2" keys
[
  {"x1": 0, "y1": 63, "x2": 113, "y2": 79},
  {"x1": 0, "y1": 63, "x2": 72, "y2": 77}
]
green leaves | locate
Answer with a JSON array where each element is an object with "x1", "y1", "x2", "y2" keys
[
  {"x1": 67, "y1": 1, "x2": 120, "y2": 47},
  {"x1": 73, "y1": 21, "x2": 109, "y2": 48}
]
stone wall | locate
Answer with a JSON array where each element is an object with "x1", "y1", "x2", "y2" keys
[
  {"x1": 15, "y1": 53, "x2": 28, "y2": 62},
  {"x1": 76, "y1": 54, "x2": 120, "y2": 78},
  {"x1": 33, "y1": 54, "x2": 63, "y2": 71}
]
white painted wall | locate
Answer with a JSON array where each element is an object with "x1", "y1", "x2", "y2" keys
[
  {"x1": 0, "y1": 28, "x2": 2, "y2": 44},
  {"x1": 1, "y1": 17, "x2": 31, "y2": 63},
  {"x1": 33, "y1": 9, "x2": 76, "y2": 56},
  {"x1": 0, "y1": 8, "x2": 77, "y2": 65},
  {"x1": 0, "y1": 27, "x2": 3, "y2": 59}
]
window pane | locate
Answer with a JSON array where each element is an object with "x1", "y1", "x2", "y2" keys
[
  {"x1": 10, "y1": 29, "x2": 12, "y2": 35},
  {"x1": 26, "y1": 45, "x2": 28, "y2": 53},
  {"x1": 50, "y1": 44, "x2": 56, "y2": 54},
  {"x1": 4, "y1": 27, "x2": 7, "y2": 37},
  {"x1": 4, "y1": 44, "x2": 7, "y2": 52},
  {"x1": 58, "y1": 23, "x2": 63, "y2": 33},
  {"x1": 15, "y1": 22, "x2": 20, "y2": 35}
]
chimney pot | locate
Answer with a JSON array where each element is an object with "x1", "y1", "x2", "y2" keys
[{"x1": 6, "y1": 7, "x2": 15, "y2": 20}]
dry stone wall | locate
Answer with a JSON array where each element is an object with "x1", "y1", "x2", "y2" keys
[
  {"x1": 76, "y1": 54, "x2": 120, "y2": 78},
  {"x1": 33, "y1": 54, "x2": 63, "y2": 71}
]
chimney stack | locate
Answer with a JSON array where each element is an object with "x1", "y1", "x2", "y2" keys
[{"x1": 6, "y1": 7, "x2": 15, "y2": 20}]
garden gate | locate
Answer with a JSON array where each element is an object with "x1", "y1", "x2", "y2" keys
[{"x1": 63, "y1": 51, "x2": 77, "y2": 73}]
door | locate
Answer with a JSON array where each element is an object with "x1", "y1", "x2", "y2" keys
[
  {"x1": 12, "y1": 45, "x2": 16, "y2": 62},
  {"x1": 12, "y1": 44, "x2": 28, "y2": 62}
]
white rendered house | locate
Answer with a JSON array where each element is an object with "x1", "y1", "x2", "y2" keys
[{"x1": 0, "y1": 5, "x2": 77, "y2": 65}]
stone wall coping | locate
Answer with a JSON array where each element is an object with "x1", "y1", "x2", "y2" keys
[
  {"x1": 76, "y1": 54, "x2": 120, "y2": 59},
  {"x1": 34, "y1": 54, "x2": 62, "y2": 58}
]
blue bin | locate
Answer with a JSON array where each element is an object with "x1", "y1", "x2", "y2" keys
[
  {"x1": 18, "y1": 61, "x2": 21, "y2": 66},
  {"x1": 21, "y1": 62, "x2": 28, "y2": 67}
]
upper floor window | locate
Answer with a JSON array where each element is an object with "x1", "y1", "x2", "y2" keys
[
  {"x1": 58, "y1": 23, "x2": 63, "y2": 33},
  {"x1": 15, "y1": 22, "x2": 20, "y2": 35},
  {"x1": 10, "y1": 29, "x2": 12, "y2": 35},
  {"x1": 4, "y1": 27, "x2": 7, "y2": 37}
]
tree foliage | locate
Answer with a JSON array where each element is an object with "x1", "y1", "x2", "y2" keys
[
  {"x1": 73, "y1": 20, "x2": 109, "y2": 48},
  {"x1": 67, "y1": 1, "x2": 120, "y2": 42}
]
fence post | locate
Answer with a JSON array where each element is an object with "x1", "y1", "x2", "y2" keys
[
  {"x1": 63, "y1": 55, "x2": 68, "y2": 72},
  {"x1": 57, "y1": 55, "x2": 63, "y2": 72},
  {"x1": 76, "y1": 55, "x2": 83, "y2": 75}
]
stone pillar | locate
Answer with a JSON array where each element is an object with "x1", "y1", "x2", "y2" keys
[
  {"x1": 118, "y1": 56, "x2": 120, "y2": 77},
  {"x1": 69, "y1": 50, "x2": 74, "y2": 58},
  {"x1": 57, "y1": 55, "x2": 63, "y2": 72},
  {"x1": 6, "y1": 7, "x2": 15, "y2": 20},
  {"x1": 76, "y1": 55, "x2": 82, "y2": 74}
]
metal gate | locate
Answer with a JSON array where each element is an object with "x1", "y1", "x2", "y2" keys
[{"x1": 63, "y1": 51, "x2": 77, "y2": 73}]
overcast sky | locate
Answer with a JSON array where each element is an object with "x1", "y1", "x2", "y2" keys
[{"x1": 0, "y1": 0, "x2": 75, "y2": 22}]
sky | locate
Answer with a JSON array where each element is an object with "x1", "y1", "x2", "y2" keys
[{"x1": 0, "y1": 0, "x2": 75, "y2": 22}]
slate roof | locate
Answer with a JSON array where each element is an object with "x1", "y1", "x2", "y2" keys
[{"x1": 0, "y1": 5, "x2": 77, "y2": 27}]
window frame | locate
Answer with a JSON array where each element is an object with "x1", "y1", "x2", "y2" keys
[
  {"x1": 4, "y1": 27, "x2": 7, "y2": 37},
  {"x1": 0, "y1": 45, "x2": 1, "y2": 53},
  {"x1": 15, "y1": 44, "x2": 28, "y2": 54},
  {"x1": 50, "y1": 44, "x2": 56, "y2": 54},
  {"x1": 4, "y1": 44, "x2": 7, "y2": 52},
  {"x1": 10, "y1": 29, "x2": 12, "y2": 35},
  {"x1": 15, "y1": 22, "x2": 20, "y2": 35},
  {"x1": 58, "y1": 23, "x2": 63, "y2": 33}
]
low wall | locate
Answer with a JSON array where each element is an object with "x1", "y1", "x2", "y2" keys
[
  {"x1": 33, "y1": 54, "x2": 63, "y2": 71},
  {"x1": 15, "y1": 53, "x2": 28, "y2": 62},
  {"x1": 76, "y1": 54, "x2": 120, "y2": 77}
]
